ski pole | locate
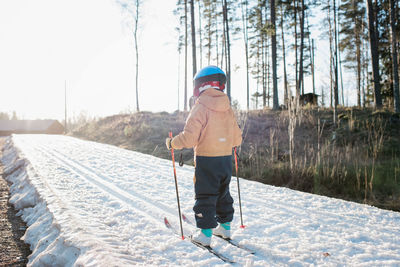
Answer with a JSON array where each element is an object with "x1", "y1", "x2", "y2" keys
[
  {"x1": 169, "y1": 131, "x2": 184, "y2": 239},
  {"x1": 234, "y1": 147, "x2": 245, "y2": 228}
]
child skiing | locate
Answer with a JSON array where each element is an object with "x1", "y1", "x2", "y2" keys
[{"x1": 166, "y1": 65, "x2": 242, "y2": 246}]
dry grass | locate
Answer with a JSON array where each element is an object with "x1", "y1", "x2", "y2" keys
[{"x1": 72, "y1": 108, "x2": 400, "y2": 211}]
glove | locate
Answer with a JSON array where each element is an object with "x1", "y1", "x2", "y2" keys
[{"x1": 166, "y1": 137, "x2": 173, "y2": 150}]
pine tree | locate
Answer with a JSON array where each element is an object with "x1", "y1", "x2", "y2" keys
[
  {"x1": 248, "y1": 0, "x2": 267, "y2": 109},
  {"x1": 339, "y1": 0, "x2": 366, "y2": 107},
  {"x1": 241, "y1": 0, "x2": 251, "y2": 110},
  {"x1": 279, "y1": 1, "x2": 289, "y2": 107},
  {"x1": 366, "y1": 0, "x2": 383, "y2": 108},
  {"x1": 197, "y1": 0, "x2": 203, "y2": 68},
  {"x1": 185, "y1": 0, "x2": 188, "y2": 111},
  {"x1": 389, "y1": 0, "x2": 399, "y2": 112},
  {"x1": 190, "y1": 0, "x2": 197, "y2": 76},
  {"x1": 222, "y1": 0, "x2": 235, "y2": 100},
  {"x1": 271, "y1": 0, "x2": 279, "y2": 109}
]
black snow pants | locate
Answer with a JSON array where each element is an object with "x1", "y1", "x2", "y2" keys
[{"x1": 193, "y1": 155, "x2": 234, "y2": 229}]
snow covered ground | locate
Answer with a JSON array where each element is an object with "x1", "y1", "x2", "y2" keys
[{"x1": 2, "y1": 134, "x2": 400, "y2": 266}]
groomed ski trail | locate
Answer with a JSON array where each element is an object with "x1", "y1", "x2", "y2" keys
[{"x1": 7, "y1": 135, "x2": 257, "y2": 266}]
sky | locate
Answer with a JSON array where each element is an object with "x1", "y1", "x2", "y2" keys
[{"x1": 0, "y1": 0, "x2": 356, "y2": 121}]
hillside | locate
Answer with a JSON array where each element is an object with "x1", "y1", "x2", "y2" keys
[{"x1": 72, "y1": 108, "x2": 400, "y2": 211}]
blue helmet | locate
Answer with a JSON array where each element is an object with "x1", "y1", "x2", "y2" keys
[{"x1": 193, "y1": 65, "x2": 226, "y2": 96}]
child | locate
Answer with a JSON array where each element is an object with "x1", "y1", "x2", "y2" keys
[{"x1": 166, "y1": 65, "x2": 242, "y2": 246}]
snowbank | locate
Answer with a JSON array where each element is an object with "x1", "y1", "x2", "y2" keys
[{"x1": 1, "y1": 138, "x2": 80, "y2": 266}]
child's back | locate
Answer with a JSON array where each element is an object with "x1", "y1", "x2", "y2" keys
[{"x1": 166, "y1": 65, "x2": 242, "y2": 247}]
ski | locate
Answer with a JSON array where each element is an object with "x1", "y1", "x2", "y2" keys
[
  {"x1": 181, "y1": 213, "x2": 255, "y2": 255},
  {"x1": 213, "y1": 235, "x2": 255, "y2": 255},
  {"x1": 189, "y1": 238, "x2": 235, "y2": 264},
  {"x1": 164, "y1": 217, "x2": 235, "y2": 264}
]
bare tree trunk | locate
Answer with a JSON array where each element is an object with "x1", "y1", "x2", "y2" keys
[
  {"x1": 356, "y1": 38, "x2": 362, "y2": 107},
  {"x1": 207, "y1": 6, "x2": 211, "y2": 65},
  {"x1": 198, "y1": 0, "x2": 202, "y2": 68},
  {"x1": 299, "y1": 0, "x2": 305, "y2": 96},
  {"x1": 260, "y1": 2, "x2": 266, "y2": 108},
  {"x1": 307, "y1": 14, "x2": 315, "y2": 95},
  {"x1": 294, "y1": 0, "x2": 299, "y2": 97},
  {"x1": 281, "y1": 5, "x2": 289, "y2": 107},
  {"x1": 222, "y1": 0, "x2": 231, "y2": 100},
  {"x1": 337, "y1": 5, "x2": 344, "y2": 107},
  {"x1": 362, "y1": 23, "x2": 367, "y2": 108},
  {"x1": 134, "y1": 0, "x2": 140, "y2": 112},
  {"x1": 327, "y1": 0, "x2": 333, "y2": 108},
  {"x1": 312, "y1": 39, "x2": 316, "y2": 95},
  {"x1": 215, "y1": 1, "x2": 219, "y2": 66},
  {"x1": 354, "y1": 0, "x2": 361, "y2": 107},
  {"x1": 339, "y1": 46, "x2": 345, "y2": 106},
  {"x1": 241, "y1": 0, "x2": 250, "y2": 110},
  {"x1": 190, "y1": 0, "x2": 197, "y2": 76},
  {"x1": 178, "y1": 49, "x2": 181, "y2": 110},
  {"x1": 366, "y1": 0, "x2": 382, "y2": 109},
  {"x1": 256, "y1": 38, "x2": 261, "y2": 109},
  {"x1": 271, "y1": 0, "x2": 279, "y2": 110},
  {"x1": 265, "y1": 2, "x2": 270, "y2": 107},
  {"x1": 221, "y1": 24, "x2": 225, "y2": 68},
  {"x1": 262, "y1": 33, "x2": 266, "y2": 108},
  {"x1": 390, "y1": 0, "x2": 400, "y2": 113},
  {"x1": 266, "y1": 35, "x2": 270, "y2": 107},
  {"x1": 333, "y1": 0, "x2": 338, "y2": 123},
  {"x1": 184, "y1": 0, "x2": 188, "y2": 111}
]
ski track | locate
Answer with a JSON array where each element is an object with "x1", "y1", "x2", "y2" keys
[
  {"x1": 10, "y1": 135, "x2": 259, "y2": 265},
  {"x1": 4, "y1": 134, "x2": 400, "y2": 266},
  {"x1": 33, "y1": 142, "x2": 270, "y2": 263}
]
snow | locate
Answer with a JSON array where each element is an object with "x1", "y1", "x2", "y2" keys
[{"x1": 2, "y1": 134, "x2": 400, "y2": 266}]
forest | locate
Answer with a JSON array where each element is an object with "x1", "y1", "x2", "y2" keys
[{"x1": 168, "y1": 0, "x2": 400, "y2": 113}]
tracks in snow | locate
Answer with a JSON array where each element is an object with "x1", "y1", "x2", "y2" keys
[
  {"x1": 31, "y1": 143, "x2": 262, "y2": 263},
  {"x1": 34, "y1": 144, "x2": 182, "y2": 230}
]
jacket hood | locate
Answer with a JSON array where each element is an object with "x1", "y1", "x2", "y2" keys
[{"x1": 197, "y1": 88, "x2": 230, "y2": 112}]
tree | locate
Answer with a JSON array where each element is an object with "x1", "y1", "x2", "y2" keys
[
  {"x1": 248, "y1": 0, "x2": 268, "y2": 108},
  {"x1": 201, "y1": 0, "x2": 220, "y2": 66},
  {"x1": 174, "y1": 0, "x2": 189, "y2": 111},
  {"x1": 134, "y1": 0, "x2": 140, "y2": 112},
  {"x1": 241, "y1": 0, "x2": 250, "y2": 110},
  {"x1": 185, "y1": 0, "x2": 189, "y2": 111},
  {"x1": 389, "y1": 0, "x2": 399, "y2": 112},
  {"x1": 338, "y1": 0, "x2": 366, "y2": 107},
  {"x1": 298, "y1": 0, "x2": 305, "y2": 96},
  {"x1": 366, "y1": 0, "x2": 383, "y2": 109},
  {"x1": 323, "y1": 0, "x2": 334, "y2": 108},
  {"x1": 374, "y1": 0, "x2": 400, "y2": 109},
  {"x1": 222, "y1": 0, "x2": 232, "y2": 100},
  {"x1": 197, "y1": 0, "x2": 203, "y2": 68},
  {"x1": 281, "y1": 0, "x2": 313, "y2": 99},
  {"x1": 271, "y1": 0, "x2": 279, "y2": 109},
  {"x1": 305, "y1": 13, "x2": 316, "y2": 96},
  {"x1": 333, "y1": 0, "x2": 339, "y2": 115},
  {"x1": 117, "y1": 0, "x2": 141, "y2": 112},
  {"x1": 190, "y1": 0, "x2": 197, "y2": 76},
  {"x1": 280, "y1": 2, "x2": 289, "y2": 107}
]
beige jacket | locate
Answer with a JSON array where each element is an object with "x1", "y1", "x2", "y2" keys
[{"x1": 171, "y1": 88, "x2": 242, "y2": 157}]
